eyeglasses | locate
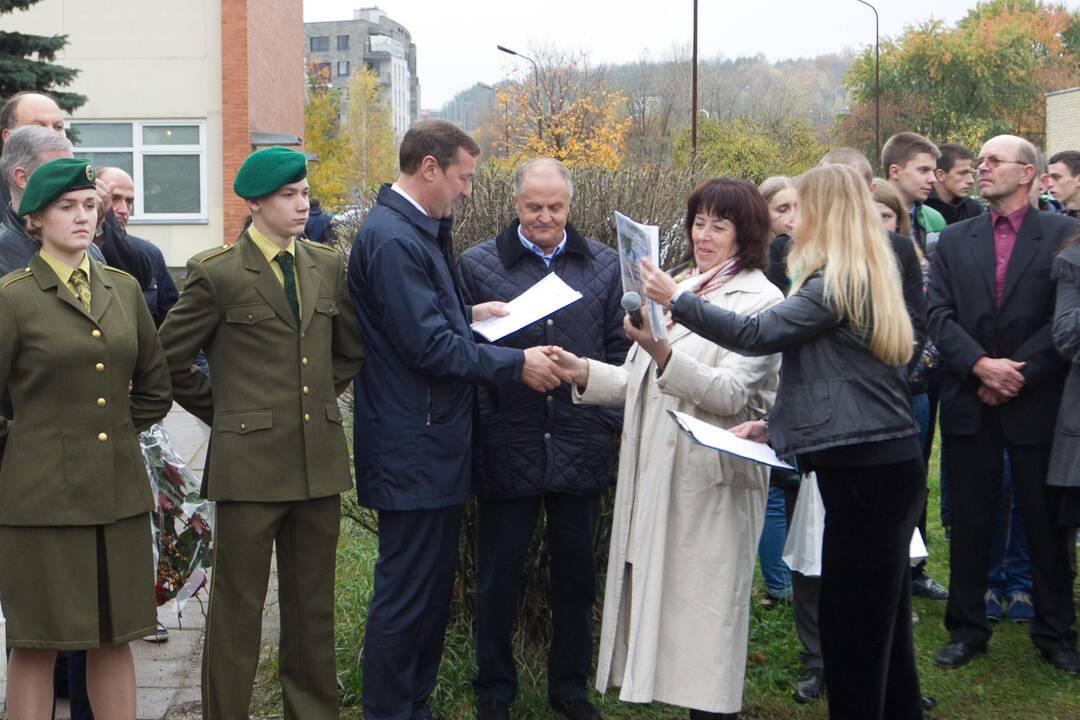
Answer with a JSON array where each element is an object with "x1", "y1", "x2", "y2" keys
[{"x1": 976, "y1": 155, "x2": 1030, "y2": 169}]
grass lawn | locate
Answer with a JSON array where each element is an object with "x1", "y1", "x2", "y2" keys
[{"x1": 252, "y1": 446, "x2": 1080, "y2": 719}]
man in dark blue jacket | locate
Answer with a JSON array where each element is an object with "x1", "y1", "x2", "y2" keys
[
  {"x1": 348, "y1": 120, "x2": 571, "y2": 720},
  {"x1": 459, "y1": 158, "x2": 629, "y2": 720},
  {"x1": 304, "y1": 197, "x2": 335, "y2": 244}
]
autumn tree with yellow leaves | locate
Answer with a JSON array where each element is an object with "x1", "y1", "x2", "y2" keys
[
  {"x1": 481, "y1": 49, "x2": 631, "y2": 169},
  {"x1": 303, "y1": 63, "x2": 395, "y2": 209}
]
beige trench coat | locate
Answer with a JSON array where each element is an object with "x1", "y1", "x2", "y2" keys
[{"x1": 576, "y1": 268, "x2": 782, "y2": 713}]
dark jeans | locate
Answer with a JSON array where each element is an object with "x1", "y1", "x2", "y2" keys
[
  {"x1": 758, "y1": 485, "x2": 792, "y2": 600},
  {"x1": 363, "y1": 505, "x2": 462, "y2": 720},
  {"x1": 910, "y1": 393, "x2": 931, "y2": 579},
  {"x1": 473, "y1": 493, "x2": 599, "y2": 703},
  {"x1": 54, "y1": 651, "x2": 93, "y2": 720},
  {"x1": 816, "y1": 459, "x2": 925, "y2": 720},
  {"x1": 987, "y1": 452, "x2": 1032, "y2": 597},
  {"x1": 944, "y1": 421, "x2": 1077, "y2": 653}
]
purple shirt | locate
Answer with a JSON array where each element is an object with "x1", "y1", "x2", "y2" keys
[{"x1": 989, "y1": 204, "x2": 1029, "y2": 309}]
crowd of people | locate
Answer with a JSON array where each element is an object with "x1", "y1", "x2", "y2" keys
[{"x1": 0, "y1": 87, "x2": 1077, "y2": 720}]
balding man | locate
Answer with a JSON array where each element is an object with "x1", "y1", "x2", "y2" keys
[
  {"x1": 458, "y1": 158, "x2": 628, "y2": 720},
  {"x1": 96, "y1": 166, "x2": 178, "y2": 324},
  {"x1": 928, "y1": 134, "x2": 1079, "y2": 674},
  {"x1": 0, "y1": 92, "x2": 66, "y2": 206},
  {"x1": 0, "y1": 125, "x2": 104, "y2": 274},
  {"x1": 0, "y1": 91, "x2": 154, "y2": 289}
]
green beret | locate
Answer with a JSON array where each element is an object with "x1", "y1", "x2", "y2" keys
[
  {"x1": 232, "y1": 146, "x2": 307, "y2": 199},
  {"x1": 17, "y1": 158, "x2": 97, "y2": 217}
]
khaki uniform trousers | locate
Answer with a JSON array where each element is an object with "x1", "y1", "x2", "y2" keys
[{"x1": 202, "y1": 494, "x2": 341, "y2": 720}]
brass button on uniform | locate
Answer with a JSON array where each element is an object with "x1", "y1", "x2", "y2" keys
[
  {"x1": 96, "y1": 397, "x2": 106, "y2": 408},
  {"x1": 301, "y1": 357, "x2": 309, "y2": 366},
  {"x1": 240, "y1": 423, "x2": 247, "y2": 431},
  {"x1": 91, "y1": 329, "x2": 101, "y2": 338},
  {"x1": 304, "y1": 413, "x2": 311, "y2": 422},
  {"x1": 302, "y1": 386, "x2": 310, "y2": 395},
  {"x1": 95, "y1": 362, "x2": 105, "y2": 372},
  {"x1": 97, "y1": 432, "x2": 108, "y2": 442}
]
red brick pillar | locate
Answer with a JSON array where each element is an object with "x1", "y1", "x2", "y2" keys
[{"x1": 220, "y1": 0, "x2": 250, "y2": 243}]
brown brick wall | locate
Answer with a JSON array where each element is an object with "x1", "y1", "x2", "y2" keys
[
  {"x1": 219, "y1": 0, "x2": 305, "y2": 243},
  {"x1": 247, "y1": 0, "x2": 305, "y2": 145},
  {"x1": 220, "y1": 0, "x2": 251, "y2": 243}
]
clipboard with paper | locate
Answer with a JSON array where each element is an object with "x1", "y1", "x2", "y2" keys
[{"x1": 668, "y1": 410, "x2": 794, "y2": 470}]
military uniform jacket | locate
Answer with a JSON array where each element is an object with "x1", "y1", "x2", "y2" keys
[
  {"x1": 159, "y1": 231, "x2": 364, "y2": 502},
  {"x1": 0, "y1": 254, "x2": 172, "y2": 526}
]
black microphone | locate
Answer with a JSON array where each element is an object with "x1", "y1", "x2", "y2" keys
[{"x1": 621, "y1": 291, "x2": 644, "y2": 329}]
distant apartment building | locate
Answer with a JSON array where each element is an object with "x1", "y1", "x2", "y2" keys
[
  {"x1": 5, "y1": 0, "x2": 305, "y2": 265},
  {"x1": 304, "y1": 7, "x2": 419, "y2": 138},
  {"x1": 1046, "y1": 87, "x2": 1080, "y2": 157}
]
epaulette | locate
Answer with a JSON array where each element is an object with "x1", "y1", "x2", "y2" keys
[
  {"x1": 104, "y1": 266, "x2": 136, "y2": 281},
  {"x1": 1, "y1": 269, "x2": 33, "y2": 289},
  {"x1": 301, "y1": 238, "x2": 338, "y2": 253},
  {"x1": 198, "y1": 244, "x2": 235, "y2": 264}
]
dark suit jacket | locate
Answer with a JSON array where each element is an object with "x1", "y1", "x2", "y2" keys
[{"x1": 927, "y1": 207, "x2": 1077, "y2": 443}]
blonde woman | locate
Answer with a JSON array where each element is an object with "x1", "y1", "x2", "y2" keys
[{"x1": 641, "y1": 165, "x2": 924, "y2": 720}]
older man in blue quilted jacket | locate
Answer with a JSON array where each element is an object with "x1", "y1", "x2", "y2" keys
[{"x1": 459, "y1": 158, "x2": 630, "y2": 720}]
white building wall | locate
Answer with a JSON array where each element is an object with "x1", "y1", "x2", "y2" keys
[{"x1": 5, "y1": 0, "x2": 224, "y2": 267}]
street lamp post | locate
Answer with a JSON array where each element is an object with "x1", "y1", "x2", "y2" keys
[
  {"x1": 692, "y1": 0, "x2": 699, "y2": 159},
  {"x1": 497, "y1": 44, "x2": 543, "y2": 150},
  {"x1": 856, "y1": 0, "x2": 881, "y2": 170}
]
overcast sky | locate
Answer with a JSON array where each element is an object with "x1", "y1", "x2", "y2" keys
[{"x1": 303, "y1": 0, "x2": 1080, "y2": 109}]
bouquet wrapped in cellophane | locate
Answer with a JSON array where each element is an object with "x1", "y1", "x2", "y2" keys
[{"x1": 141, "y1": 424, "x2": 213, "y2": 613}]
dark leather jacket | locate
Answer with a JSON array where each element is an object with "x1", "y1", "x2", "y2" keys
[{"x1": 671, "y1": 273, "x2": 917, "y2": 460}]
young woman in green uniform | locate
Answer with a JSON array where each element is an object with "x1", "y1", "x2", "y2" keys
[{"x1": 0, "y1": 158, "x2": 172, "y2": 719}]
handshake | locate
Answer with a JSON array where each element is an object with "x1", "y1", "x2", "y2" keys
[
  {"x1": 470, "y1": 301, "x2": 592, "y2": 393},
  {"x1": 520, "y1": 346, "x2": 590, "y2": 393}
]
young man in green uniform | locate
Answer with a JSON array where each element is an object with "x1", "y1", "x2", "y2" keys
[{"x1": 159, "y1": 146, "x2": 365, "y2": 719}]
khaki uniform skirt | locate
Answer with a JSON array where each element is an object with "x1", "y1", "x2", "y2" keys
[{"x1": 0, "y1": 512, "x2": 156, "y2": 649}]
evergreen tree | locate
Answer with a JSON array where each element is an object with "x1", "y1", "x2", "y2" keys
[{"x1": 0, "y1": 0, "x2": 86, "y2": 114}]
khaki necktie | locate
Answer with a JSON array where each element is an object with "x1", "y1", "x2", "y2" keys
[{"x1": 69, "y1": 268, "x2": 92, "y2": 312}]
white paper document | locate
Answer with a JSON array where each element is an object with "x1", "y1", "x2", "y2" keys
[
  {"x1": 470, "y1": 273, "x2": 583, "y2": 342},
  {"x1": 669, "y1": 410, "x2": 795, "y2": 470}
]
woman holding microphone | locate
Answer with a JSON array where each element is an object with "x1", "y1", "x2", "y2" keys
[
  {"x1": 639, "y1": 164, "x2": 925, "y2": 720},
  {"x1": 549, "y1": 178, "x2": 783, "y2": 719},
  {"x1": 0, "y1": 158, "x2": 172, "y2": 719}
]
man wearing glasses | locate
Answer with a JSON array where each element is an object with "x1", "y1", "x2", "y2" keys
[{"x1": 928, "y1": 134, "x2": 1080, "y2": 675}]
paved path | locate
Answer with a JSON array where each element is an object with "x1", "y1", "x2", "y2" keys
[{"x1": 2, "y1": 404, "x2": 281, "y2": 719}]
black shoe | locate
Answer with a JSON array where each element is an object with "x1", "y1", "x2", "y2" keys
[
  {"x1": 549, "y1": 698, "x2": 601, "y2": 720},
  {"x1": 477, "y1": 700, "x2": 511, "y2": 720},
  {"x1": 794, "y1": 667, "x2": 825, "y2": 704},
  {"x1": 688, "y1": 711, "x2": 738, "y2": 719},
  {"x1": 921, "y1": 695, "x2": 937, "y2": 710},
  {"x1": 1040, "y1": 648, "x2": 1080, "y2": 675},
  {"x1": 934, "y1": 641, "x2": 986, "y2": 669},
  {"x1": 912, "y1": 574, "x2": 949, "y2": 601}
]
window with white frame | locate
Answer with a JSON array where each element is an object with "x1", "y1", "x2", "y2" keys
[{"x1": 68, "y1": 120, "x2": 207, "y2": 221}]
